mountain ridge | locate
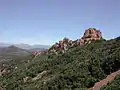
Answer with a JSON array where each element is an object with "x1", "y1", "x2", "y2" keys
[
  {"x1": 0, "y1": 43, "x2": 50, "y2": 50},
  {"x1": 0, "y1": 45, "x2": 31, "y2": 57}
]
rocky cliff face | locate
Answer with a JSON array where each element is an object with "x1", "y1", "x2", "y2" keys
[
  {"x1": 77, "y1": 28, "x2": 102, "y2": 45},
  {"x1": 48, "y1": 28, "x2": 103, "y2": 54}
]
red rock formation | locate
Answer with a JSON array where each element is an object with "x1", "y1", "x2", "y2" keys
[
  {"x1": 48, "y1": 28, "x2": 103, "y2": 54},
  {"x1": 78, "y1": 28, "x2": 102, "y2": 45},
  {"x1": 82, "y1": 28, "x2": 102, "y2": 40},
  {"x1": 32, "y1": 51, "x2": 41, "y2": 55}
]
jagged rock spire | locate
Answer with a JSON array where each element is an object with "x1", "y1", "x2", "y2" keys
[
  {"x1": 82, "y1": 28, "x2": 102, "y2": 40},
  {"x1": 78, "y1": 28, "x2": 102, "y2": 44}
]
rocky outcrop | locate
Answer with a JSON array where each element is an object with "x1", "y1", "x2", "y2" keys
[
  {"x1": 77, "y1": 28, "x2": 102, "y2": 45},
  {"x1": 32, "y1": 71, "x2": 47, "y2": 81},
  {"x1": 0, "y1": 63, "x2": 12, "y2": 76},
  {"x1": 82, "y1": 28, "x2": 102, "y2": 40},
  {"x1": 48, "y1": 38, "x2": 73, "y2": 54},
  {"x1": 0, "y1": 83, "x2": 3, "y2": 90},
  {"x1": 82, "y1": 28, "x2": 102, "y2": 42},
  {"x1": 48, "y1": 28, "x2": 103, "y2": 54},
  {"x1": 0, "y1": 69, "x2": 8, "y2": 76},
  {"x1": 23, "y1": 77, "x2": 30, "y2": 83}
]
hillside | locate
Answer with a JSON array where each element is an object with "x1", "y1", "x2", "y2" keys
[
  {"x1": 0, "y1": 45, "x2": 31, "y2": 58},
  {"x1": 0, "y1": 29, "x2": 119, "y2": 90}
]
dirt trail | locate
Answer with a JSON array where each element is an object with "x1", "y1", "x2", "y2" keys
[{"x1": 89, "y1": 70, "x2": 120, "y2": 90}]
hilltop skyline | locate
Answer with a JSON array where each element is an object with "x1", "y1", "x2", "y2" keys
[{"x1": 0, "y1": 0, "x2": 120, "y2": 45}]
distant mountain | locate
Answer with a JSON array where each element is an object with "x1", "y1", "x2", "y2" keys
[
  {"x1": 0, "y1": 45, "x2": 31, "y2": 57},
  {"x1": 0, "y1": 43, "x2": 50, "y2": 50},
  {"x1": 0, "y1": 43, "x2": 10, "y2": 47},
  {"x1": 28, "y1": 48, "x2": 47, "y2": 52},
  {"x1": 14, "y1": 44, "x2": 33, "y2": 49},
  {"x1": 32, "y1": 44, "x2": 50, "y2": 49}
]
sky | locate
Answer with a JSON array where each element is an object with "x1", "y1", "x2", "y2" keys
[{"x1": 0, "y1": 0, "x2": 120, "y2": 45}]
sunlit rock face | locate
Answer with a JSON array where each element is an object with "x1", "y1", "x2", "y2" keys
[
  {"x1": 82, "y1": 28, "x2": 102, "y2": 40},
  {"x1": 78, "y1": 28, "x2": 102, "y2": 44}
]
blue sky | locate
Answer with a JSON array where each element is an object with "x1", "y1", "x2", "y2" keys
[{"x1": 0, "y1": 0, "x2": 120, "y2": 45}]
